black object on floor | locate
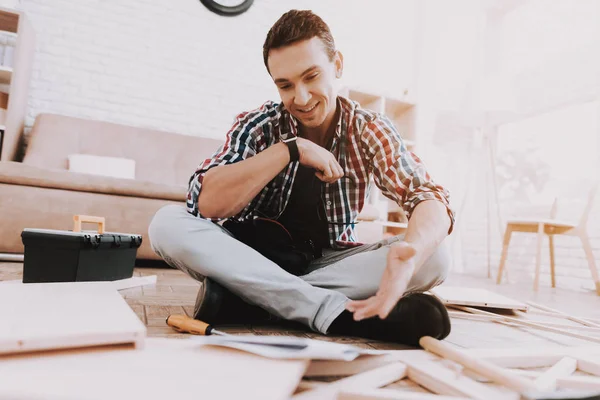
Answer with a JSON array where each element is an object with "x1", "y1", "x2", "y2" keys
[
  {"x1": 329, "y1": 293, "x2": 451, "y2": 347},
  {"x1": 193, "y1": 278, "x2": 277, "y2": 325},
  {"x1": 21, "y1": 228, "x2": 142, "y2": 283}
]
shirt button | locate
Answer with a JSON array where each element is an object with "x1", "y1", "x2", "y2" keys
[{"x1": 326, "y1": 201, "x2": 332, "y2": 207}]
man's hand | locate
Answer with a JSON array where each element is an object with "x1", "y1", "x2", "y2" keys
[
  {"x1": 346, "y1": 242, "x2": 417, "y2": 320},
  {"x1": 296, "y1": 138, "x2": 343, "y2": 183}
]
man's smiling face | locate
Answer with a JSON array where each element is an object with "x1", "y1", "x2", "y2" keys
[{"x1": 268, "y1": 37, "x2": 343, "y2": 131}]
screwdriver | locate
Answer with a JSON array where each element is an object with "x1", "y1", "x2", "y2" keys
[{"x1": 165, "y1": 314, "x2": 228, "y2": 336}]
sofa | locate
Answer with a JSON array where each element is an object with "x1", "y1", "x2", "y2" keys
[{"x1": 0, "y1": 113, "x2": 223, "y2": 260}]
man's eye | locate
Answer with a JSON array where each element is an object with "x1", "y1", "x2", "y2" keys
[
  {"x1": 306, "y1": 74, "x2": 319, "y2": 80},
  {"x1": 279, "y1": 85, "x2": 291, "y2": 90}
]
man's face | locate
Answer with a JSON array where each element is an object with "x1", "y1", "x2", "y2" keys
[{"x1": 268, "y1": 37, "x2": 343, "y2": 131}]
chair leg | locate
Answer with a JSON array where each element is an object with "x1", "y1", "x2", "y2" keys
[
  {"x1": 497, "y1": 227, "x2": 512, "y2": 284},
  {"x1": 579, "y1": 233, "x2": 600, "y2": 296},
  {"x1": 533, "y1": 223, "x2": 544, "y2": 292},
  {"x1": 549, "y1": 235, "x2": 556, "y2": 288}
]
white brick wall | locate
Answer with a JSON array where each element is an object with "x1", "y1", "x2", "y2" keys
[
  {"x1": 20, "y1": 0, "x2": 418, "y2": 140},
  {"x1": 19, "y1": 0, "x2": 599, "y2": 289}
]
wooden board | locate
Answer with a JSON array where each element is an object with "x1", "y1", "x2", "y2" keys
[
  {"x1": 338, "y1": 388, "x2": 470, "y2": 399},
  {"x1": 464, "y1": 346, "x2": 600, "y2": 368},
  {"x1": 383, "y1": 350, "x2": 514, "y2": 400},
  {"x1": 0, "y1": 282, "x2": 146, "y2": 354},
  {"x1": 294, "y1": 363, "x2": 407, "y2": 399},
  {"x1": 430, "y1": 286, "x2": 528, "y2": 311},
  {"x1": 0, "y1": 275, "x2": 157, "y2": 291},
  {"x1": 0, "y1": 338, "x2": 308, "y2": 400},
  {"x1": 306, "y1": 354, "x2": 406, "y2": 377}
]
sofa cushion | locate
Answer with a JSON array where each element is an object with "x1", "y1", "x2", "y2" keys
[
  {"x1": 23, "y1": 113, "x2": 224, "y2": 187},
  {"x1": 0, "y1": 162, "x2": 186, "y2": 201},
  {"x1": 68, "y1": 154, "x2": 136, "y2": 179}
]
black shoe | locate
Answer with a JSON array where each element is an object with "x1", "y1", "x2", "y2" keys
[
  {"x1": 193, "y1": 278, "x2": 275, "y2": 325},
  {"x1": 329, "y1": 293, "x2": 451, "y2": 347}
]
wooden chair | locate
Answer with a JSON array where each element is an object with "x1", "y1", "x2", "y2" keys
[{"x1": 496, "y1": 183, "x2": 600, "y2": 295}]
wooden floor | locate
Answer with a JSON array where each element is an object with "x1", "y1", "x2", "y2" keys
[
  {"x1": 2, "y1": 261, "x2": 600, "y2": 352},
  {"x1": 3, "y1": 261, "x2": 600, "y2": 395}
]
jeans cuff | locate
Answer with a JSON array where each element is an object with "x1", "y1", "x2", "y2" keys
[{"x1": 317, "y1": 300, "x2": 348, "y2": 334}]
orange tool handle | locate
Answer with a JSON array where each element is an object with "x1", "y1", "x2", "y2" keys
[{"x1": 166, "y1": 314, "x2": 213, "y2": 335}]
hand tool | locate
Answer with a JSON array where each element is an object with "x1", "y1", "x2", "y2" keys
[
  {"x1": 165, "y1": 314, "x2": 228, "y2": 336},
  {"x1": 165, "y1": 315, "x2": 309, "y2": 351}
]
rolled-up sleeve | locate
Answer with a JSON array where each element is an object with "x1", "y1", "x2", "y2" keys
[
  {"x1": 361, "y1": 115, "x2": 455, "y2": 234},
  {"x1": 186, "y1": 111, "x2": 260, "y2": 219}
]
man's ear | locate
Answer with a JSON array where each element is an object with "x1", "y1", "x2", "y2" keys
[{"x1": 334, "y1": 50, "x2": 344, "y2": 78}]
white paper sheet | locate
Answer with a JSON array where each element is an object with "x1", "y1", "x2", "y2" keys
[{"x1": 192, "y1": 334, "x2": 389, "y2": 360}]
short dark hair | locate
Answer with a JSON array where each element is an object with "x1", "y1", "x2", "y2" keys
[{"x1": 263, "y1": 10, "x2": 336, "y2": 73}]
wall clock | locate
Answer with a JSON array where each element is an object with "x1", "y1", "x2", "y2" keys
[{"x1": 200, "y1": 0, "x2": 254, "y2": 16}]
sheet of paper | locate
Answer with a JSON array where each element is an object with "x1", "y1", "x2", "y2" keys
[{"x1": 192, "y1": 334, "x2": 389, "y2": 360}]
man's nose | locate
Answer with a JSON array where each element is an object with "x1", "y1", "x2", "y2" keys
[{"x1": 294, "y1": 85, "x2": 311, "y2": 106}]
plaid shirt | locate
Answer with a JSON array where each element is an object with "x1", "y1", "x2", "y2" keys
[{"x1": 187, "y1": 96, "x2": 454, "y2": 249}]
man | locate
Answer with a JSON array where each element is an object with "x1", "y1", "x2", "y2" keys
[{"x1": 149, "y1": 9, "x2": 455, "y2": 346}]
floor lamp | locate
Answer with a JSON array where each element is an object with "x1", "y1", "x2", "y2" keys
[{"x1": 455, "y1": 75, "x2": 517, "y2": 278}]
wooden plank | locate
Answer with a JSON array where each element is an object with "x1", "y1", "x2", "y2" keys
[
  {"x1": 430, "y1": 286, "x2": 528, "y2": 311},
  {"x1": 419, "y1": 336, "x2": 537, "y2": 395},
  {"x1": 453, "y1": 306, "x2": 600, "y2": 344},
  {"x1": 577, "y1": 354, "x2": 600, "y2": 377},
  {"x1": 449, "y1": 310, "x2": 600, "y2": 333},
  {"x1": 293, "y1": 363, "x2": 407, "y2": 399},
  {"x1": 0, "y1": 338, "x2": 307, "y2": 400},
  {"x1": 533, "y1": 357, "x2": 577, "y2": 392},
  {"x1": 0, "y1": 282, "x2": 146, "y2": 354},
  {"x1": 338, "y1": 388, "x2": 469, "y2": 399},
  {"x1": 510, "y1": 369, "x2": 600, "y2": 391},
  {"x1": 305, "y1": 354, "x2": 406, "y2": 377},
  {"x1": 526, "y1": 301, "x2": 600, "y2": 328},
  {"x1": 465, "y1": 347, "x2": 600, "y2": 368},
  {"x1": 404, "y1": 358, "x2": 511, "y2": 400}
]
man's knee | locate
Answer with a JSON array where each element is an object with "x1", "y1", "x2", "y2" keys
[
  {"x1": 148, "y1": 204, "x2": 186, "y2": 256},
  {"x1": 425, "y1": 240, "x2": 450, "y2": 283}
]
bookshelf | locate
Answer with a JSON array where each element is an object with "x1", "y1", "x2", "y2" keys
[
  {"x1": 341, "y1": 87, "x2": 417, "y2": 151},
  {"x1": 341, "y1": 87, "x2": 416, "y2": 236},
  {"x1": 0, "y1": 6, "x2": 34, "y2": 161},
  {"x1": 0, "y1": 65, "x2": 12, "y2": 84}
]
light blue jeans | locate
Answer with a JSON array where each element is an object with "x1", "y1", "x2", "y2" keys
[{"x1": 148, "y1": 205, "x2": 449, "y2": 334}]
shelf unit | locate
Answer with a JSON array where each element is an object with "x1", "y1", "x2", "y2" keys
[
  {"x1": 341, "y1": 87, "x2": 416, "y2": 237},
  {"x1": 0, "y1": 65, "x2": 12, "y2": 84},
  {"x1": 341, "y1": 87, "x2": 417, "y2": 151},
  {"x1": 0, "y1": 6, "x2": 34, "y2": 162}
]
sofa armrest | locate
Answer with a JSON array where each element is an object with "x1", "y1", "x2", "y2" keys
[{"x1": 0, "y1": 162, "x2": 186, "y2": 201}]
